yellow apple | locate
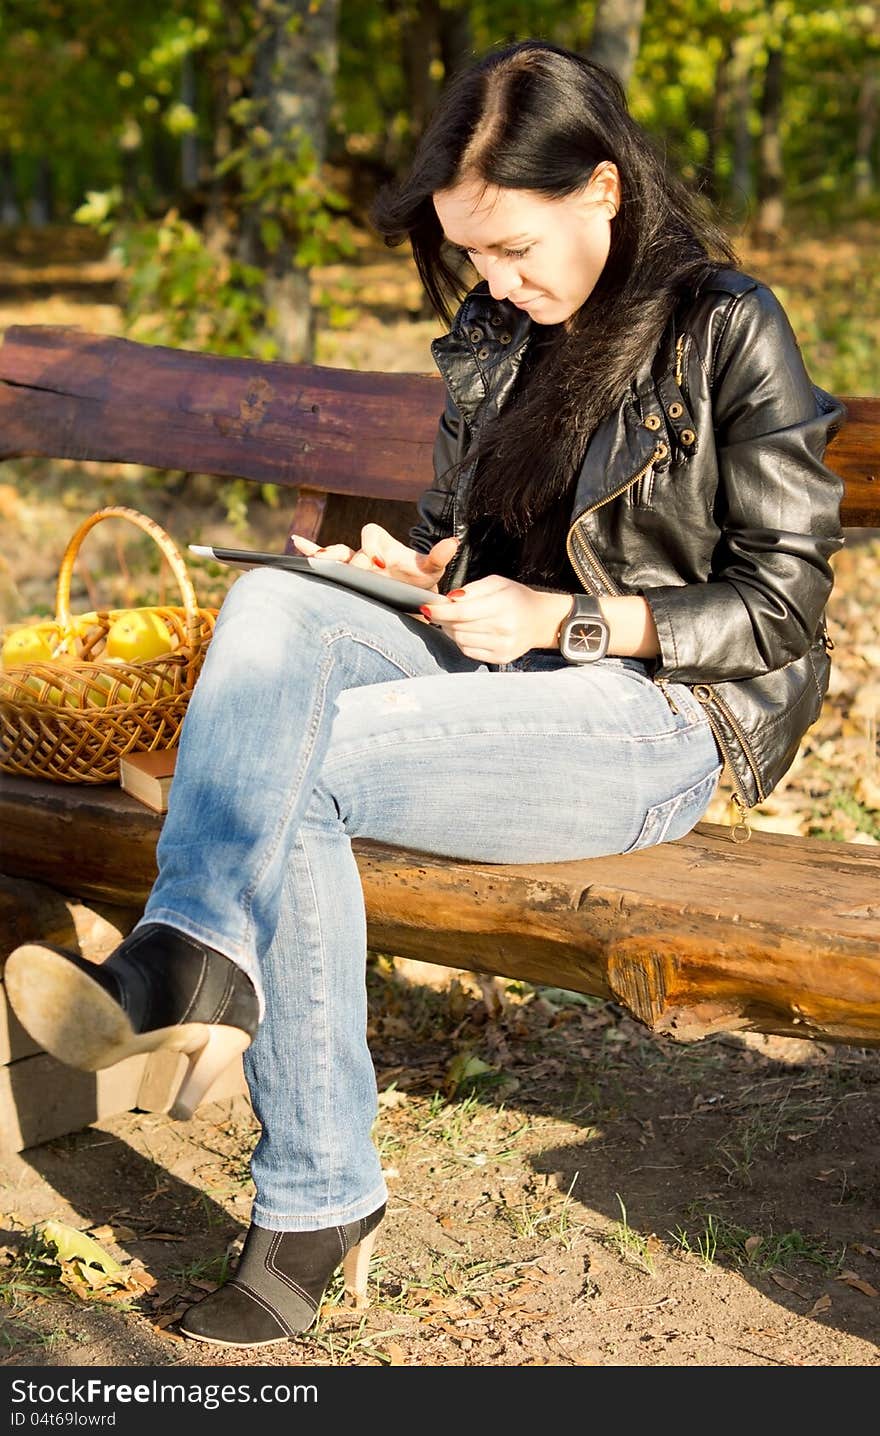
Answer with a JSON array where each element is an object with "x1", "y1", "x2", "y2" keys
[
  {"x1": 2, "y1": 625, "x2": 56, "y2": 669},
  {"x1": 105, "y1": 610, "x2": 174, "y2": 663},
  {"x1": 89, "y1": 666, "x2": 134, "y2": 707},
  {"x1": 4, "y1": 670, "x2": 65, "y2": 705}
]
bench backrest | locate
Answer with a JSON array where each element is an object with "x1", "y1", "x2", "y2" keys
[{"x1": 1, "y1": 326, "x2": 878, "y2": 540}]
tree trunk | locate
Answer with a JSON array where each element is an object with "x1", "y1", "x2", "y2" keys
[
  {"x1": 438, "y1": 3, "x2": 473, "y2": 82},
  {"x1": 706, "y1": 39, "x2": 733, "y2": 206},
  {"x1": 180, "y1": 50, "x2": 200, "y2": 193},
  {"x1": 237, "y1": 0, "x2": 340, "y2": 363},
  {"x1": 586, "y1": 0, "x2": 646, "y2": 90},
  {"x1": 204, "y1": 3, "x2": 244, "y2": 257},
  {"x1": 855, "y1": 65, "x2": 878, "y2": 200},
  {"x1": 26, "y1": 157, "x2": 53, "y2": 226},
  {"x1": 401, "y1": 0, "x2": 442, "y2": 146},
  {"x1": 755, "y1": 41, "x2": 785, "y2": 243},
  {"x1": 730, "y1": 35, "x2": 754, "y2": 223},
  {"x1": 0, "y1": 152, "x2": 21, "y2": 226}
]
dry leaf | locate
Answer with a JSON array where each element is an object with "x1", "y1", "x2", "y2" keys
[
  {"x1": 745, "y1": 1235, "x2": 763, "y2": 1257},
  {"x1": 769, "y1": 1272, "x2": 810, "y2": 1298},
  {"x1": 42, "y1": 1221, "x2": 122, "y2": 1275},
  {"x1": 836, "y1": 1271, "x2": 879, "y2": 1298},
  {"x1": 152, "y1": 1321, "x2": 186, "y2": 1341},
  {"x1": 855, "y1": 781, "x2": 878, "y2": 815},
  {"x1": 126, "y1": 1268, "x2": 157, "y2": 1292},
  {"x1": 384, "y1": 1342, "x2": 408, "y2": 1365},
  {"x1": 377, "y1": 1087, "x2": 408, "y2": 1109},
  {"x1": 445, "y1": 1052, "x2": 497, "y2": 1094},
  {"x1": 808, "y1": 1294, "x2": 832, "y2": 1316},
  {"x1": 90, "y1": 1223, "x2": 137, "y2": 1244}
]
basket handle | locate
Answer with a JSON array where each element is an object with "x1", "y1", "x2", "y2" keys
[{"x1": 54, "y1": 505, "x2": 202, "y2": 653}]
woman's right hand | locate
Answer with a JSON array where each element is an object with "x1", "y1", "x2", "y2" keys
[{"x1": 289, "y1": 524, "x2": 460, "y2": 593}]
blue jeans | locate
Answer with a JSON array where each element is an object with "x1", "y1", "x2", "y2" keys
[{"x1": 140, "y1": 567, "x2": 721, "y2": 1230}]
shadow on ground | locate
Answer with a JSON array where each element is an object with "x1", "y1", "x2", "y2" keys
[{"x1": 3, "y1": 961, "x2": 877, "y2": 1367}]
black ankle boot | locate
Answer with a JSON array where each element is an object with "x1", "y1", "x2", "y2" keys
[
  {"x1": 178, "y1": 1205, "x2": 387, "y2": 1348},
  {"x1": 5, "y1": 922, "x2": 259, "y2": 1119}
]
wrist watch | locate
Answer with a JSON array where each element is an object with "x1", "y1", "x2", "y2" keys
[{"x1": 558, "y1": 593, "x2": 611, "y2": 664}]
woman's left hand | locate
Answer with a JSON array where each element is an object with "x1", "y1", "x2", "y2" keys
[{"x1": 420, "y1": 575, "x2": 566, "y2": 663}]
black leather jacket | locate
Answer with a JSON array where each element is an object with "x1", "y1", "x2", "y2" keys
[{"x1": 411, "y1": 269, "x2": 847, "y2": 815}]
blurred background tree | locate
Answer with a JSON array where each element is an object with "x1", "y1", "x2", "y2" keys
[{"x1": 0, "y1": 0, "x2": 877, "y2": 361}]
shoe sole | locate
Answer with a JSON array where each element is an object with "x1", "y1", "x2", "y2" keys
[
  {"x1": 176, "y1": 1325, "x2": 294, "y2": 1349},
  {"x1": 4, "y1": 944, "x2": 250, "y2": 1118}
]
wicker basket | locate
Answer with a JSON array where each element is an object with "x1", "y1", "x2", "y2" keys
[{"x1": 0, "y1": 506, "x2": 217, "y2": 784}]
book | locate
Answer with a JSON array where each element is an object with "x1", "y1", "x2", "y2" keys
[{"x1": 118, "y1": 747, "x2": 177, "y2": 812}]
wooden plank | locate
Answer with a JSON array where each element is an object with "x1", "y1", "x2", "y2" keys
[
  {"x1": 1, "y1": 774, "x2": 878, "y2": 1046},
  {"x1": 1, "y1": 778, "x2": 160, "y2": 905},
  {"x1": 0, "y1": 325, "x2": 443, "y2": 501},
  {"x1": 0, "y1": 326, "x2": 877, "y2": 525},
  {"x1": 0, "y1": 873, "x2": 140, "y2": 1067},
  {"x1": 0, "y1": 1051, "x2": 148, "y2": 1152},
  {"x1": 0, "y1": 873, "x2": 140, "y2": 973},
  {"x1": 829, "y1": 397, "x2": 880, "y2": 526},
  {"x1": 356, "y1": 833, "x2": 880, "y2": 1047}
]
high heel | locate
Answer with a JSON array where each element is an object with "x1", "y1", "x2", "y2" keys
[
  {"x1": 342, "y1": 1222, "x2": 381, "y2": 1308},
  {"x1": 4, "y1": 922, "x2": 259, "y2": 1119},
  {"x1": 178, "y1": 1204, "x2": 386, "y2": 1348}
]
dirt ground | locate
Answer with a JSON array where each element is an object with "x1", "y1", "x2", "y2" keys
[
  {"x1": 0, "y1": 226, "x2": 878, "y2": 1369},
  {"x1": 2, "y1": 975, "x2": 879, "y2": 1368}
]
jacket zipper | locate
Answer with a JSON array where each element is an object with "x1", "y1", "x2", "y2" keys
[
  {"x1": 691, "y1": 684, "x2": 765, "y2": 841},
  {"x1": 565, "y1": 447, "x2": 665, "y2": 596},
  {"x1": 674, "y1": 332, "x2": 689, "y2": 389},
  {"x1": 674, "y1": 327, "x2": 756, "y2": 839},
  {"x1": 566, "y1": 447, "x2": 762, "y2": 844}
]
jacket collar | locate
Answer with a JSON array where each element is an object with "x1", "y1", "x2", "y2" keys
[
  {"x1": 431, "y1": 282, "x2": 532, "y2": 429},
  {"x1": 431, "y1": 281, "x2": 673, "y2": 515}
]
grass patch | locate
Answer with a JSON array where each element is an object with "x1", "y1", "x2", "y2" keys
[
  {"x1": 605, "y1": 1194, "x2": 656, "y2": 1276},
  {"x1": 671, "y1": 1213, "x2": 841, "y2": 1276}
]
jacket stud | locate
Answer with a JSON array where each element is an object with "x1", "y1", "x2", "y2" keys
[
  {"x1": 643, "y1": 414, "x2": 662, "y2": 431},
  {"x1": 680, "y1": 428, "x2": 696, "y2": 445},
  {"x1": 668, "y1": 402, "x2": 684, "y2": 419}
]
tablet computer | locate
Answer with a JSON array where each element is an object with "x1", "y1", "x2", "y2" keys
[{"x1": 188, "y1": 544, "x2": 431, "y2": 613}]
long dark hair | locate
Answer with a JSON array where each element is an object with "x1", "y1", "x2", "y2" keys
[{"x1": 372, "y1": 40, "x2": 739, "y2": 580}]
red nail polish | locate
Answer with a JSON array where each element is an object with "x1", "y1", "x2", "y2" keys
[
  {"x1": 372, "y1": 556, "x2": 386, "y2": 568},
  {"x1": 447, "y1": 589, "x2": 466, "y2": 598},
  {"x1": 419, "y1": 605, "x2": 433, "y2": 618}
]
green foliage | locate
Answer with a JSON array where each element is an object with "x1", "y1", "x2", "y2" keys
[
  {"x1": 79, "y1": 195, "x2": 274, "y2": 358},
  {"x1": 217, "y1": 124, "x2": 355, "y2": 267},
  {"x1": 3, "y1": 0, "x2": 879, "y2": 229},
  {"x1": 6, "y1": 0, "x2": 880, "y2": 396}
]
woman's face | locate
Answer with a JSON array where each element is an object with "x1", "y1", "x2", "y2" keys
[{"x1": 433, "y1": 165, "x2": 620, "y2": 326}]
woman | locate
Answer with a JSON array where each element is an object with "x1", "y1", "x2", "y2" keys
[{"x1": 6, "y1": 39, "x2": 846, "y2": 1349}]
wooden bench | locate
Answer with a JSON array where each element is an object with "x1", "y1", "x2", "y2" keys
[{"x1": 1, "y1": 324, "x2": 879, "y2": 1147}]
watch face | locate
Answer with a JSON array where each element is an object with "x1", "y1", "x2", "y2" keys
[{"x1": 563, "y1": 619, "x2": 609, "y2": 662}]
